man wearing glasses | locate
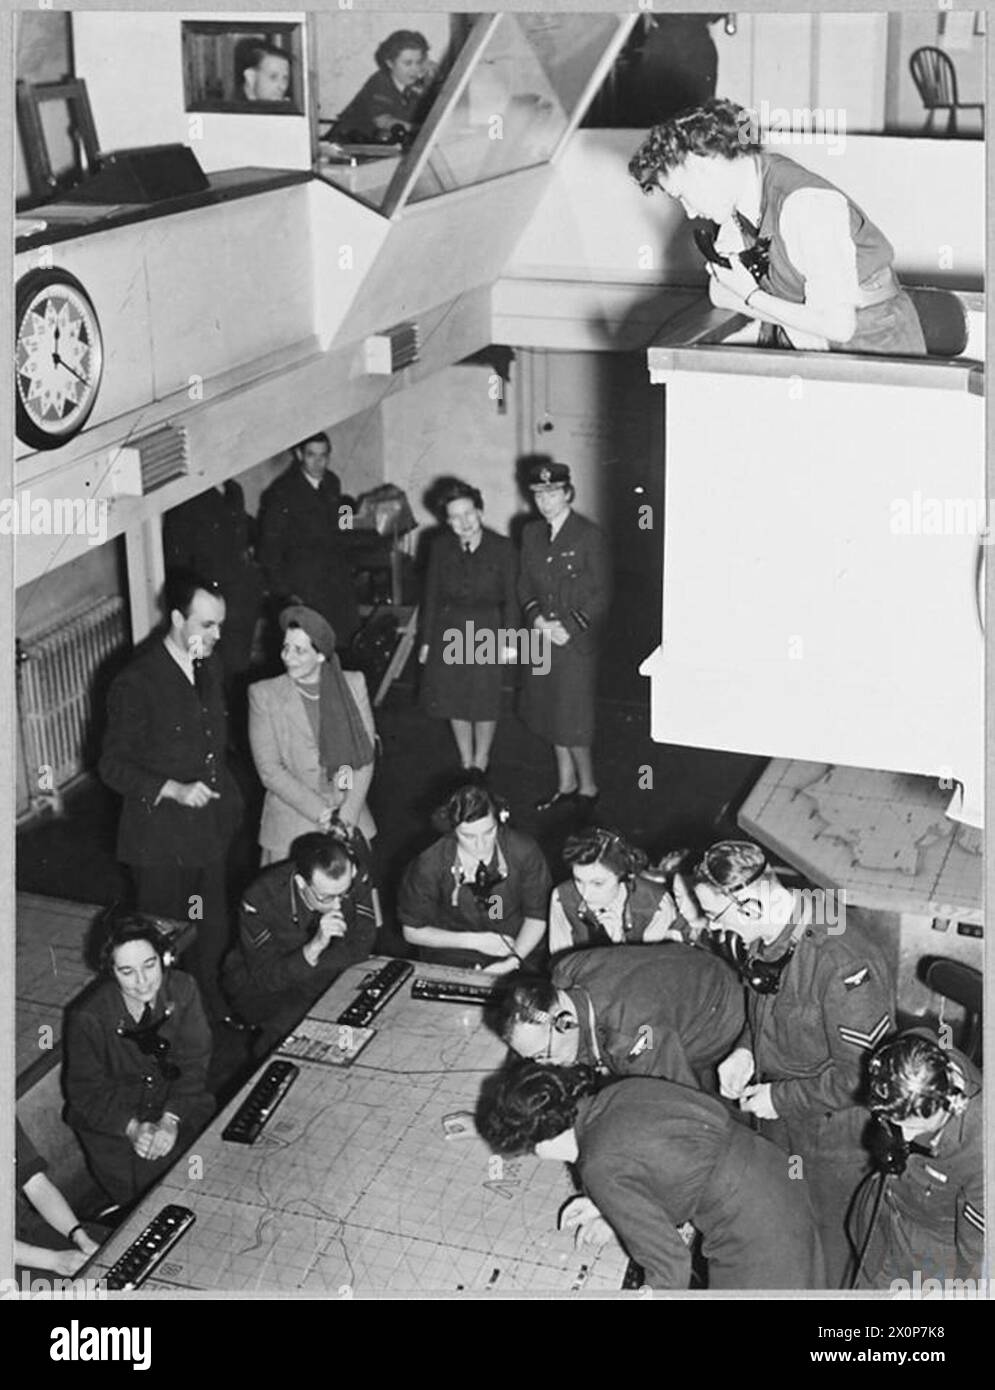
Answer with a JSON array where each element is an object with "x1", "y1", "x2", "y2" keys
[
  {"x1": 486, "y1": 941, "x2": 745, "y2": 1093},
  {"x1": 222, "y1": 829, "x2": 379, "y2": 1054},
  {"x1": 685, "y1": 839, "x2": 896, "y2": 1288}
]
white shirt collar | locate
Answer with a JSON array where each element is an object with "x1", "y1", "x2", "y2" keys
[
  {"x1": 548, "y1": 508, "x2": 571, "y2": 541},
  {"x1": 163, "y1": 635, "x2": 195, "y2": 684}
]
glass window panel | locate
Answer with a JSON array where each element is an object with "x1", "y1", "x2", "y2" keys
[
  {"x1": 515, "y1": 13, "x2": 626, "y2": 116},
  {"x1": 408, "y1": 13, "x2": 569, "y2": 203},
  {"x1": 315, "y1": 11, "x2": 459, "y2": 213}
]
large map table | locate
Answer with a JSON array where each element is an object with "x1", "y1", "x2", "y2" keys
[{"x1": 86, "y1": 960, "x2": 630, "y2": 1296}]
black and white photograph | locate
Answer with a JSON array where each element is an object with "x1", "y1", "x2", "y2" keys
[{"x1": 3, "y1": 1, "x2": 990, "y2": 1333}]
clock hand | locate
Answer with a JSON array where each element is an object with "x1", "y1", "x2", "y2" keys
[{"x1": 52, "y1": 353, "x2": 89, "y2": 387}]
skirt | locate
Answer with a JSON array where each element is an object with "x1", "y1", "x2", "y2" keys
[{"x1": 520, "y1": 639, "x2": 597, "y2": 746}]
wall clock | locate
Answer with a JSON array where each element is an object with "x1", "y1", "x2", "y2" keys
[{"x1": 15, "y1": 268, "x2": 104, "y2": 450}]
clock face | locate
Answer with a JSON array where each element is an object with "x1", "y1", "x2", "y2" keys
[{"x1": 15, "y1": 269, "x2": 104, "y2": 450}]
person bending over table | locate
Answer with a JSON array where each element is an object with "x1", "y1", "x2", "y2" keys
[
  {"x1": 629, "y1": 98, "x2": 926, "y2": 356},
  {"x1": 398, "y1": 783, "x2": 550, "y2": 973},
  {"x1": 477, "y1": 1062, "x2": 825, "y2": 1290},
  {"x1": 223, "y1": 828, "x2": 378, "y2": 1054},
  {"x1": 488, "y1": 941, "x2": 744, "y2": 1093},
  {"x1": 64, "y1": 913, "x2": 214, "y2": 1208}
]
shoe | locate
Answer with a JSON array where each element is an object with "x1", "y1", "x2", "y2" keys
[
  {"x1": 534, "y1": 789, "x2": 578, "y2": 813},
  {"x1": 220, "y1": 1013, "x2": 257, "y2": 1033},
  {"x1": 574, "y1": 792, "x2": 600, "y2": 820},
  {"x1": 462, "y1": 767, "x2": 487, "y2": 784}
]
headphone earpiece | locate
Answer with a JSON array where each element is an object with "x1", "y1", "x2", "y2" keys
[{"x1": 552, "y1": 1011, "x2": 578, "y2": 1035}]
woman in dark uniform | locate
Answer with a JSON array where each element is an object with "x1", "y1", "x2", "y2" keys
[
  {"x1": 64, "y1": 913, "x2": 215, "y2": 1207},
  {"x1": 629, "y1": 99, "x2": 926, "y2": 357},
  {"x1": 399, "y1": 783, "x2": 550, "y2": 974},
  {"x1": 477, "y1": 1061, "x2": 825, "y2": 1290},
  {"x1": 418, "y1": 481, "x2": 519, "y2": 775},
  {"x1": 331, "y1": 30, "x2": 436, "y2": 143},
  {"x1": 518, "y1": 460, "x2": 612, "y2": 813}
]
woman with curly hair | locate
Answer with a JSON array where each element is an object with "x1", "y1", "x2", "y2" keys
[
  {"x1": 477, "y1": 1060, "x2": 825, "y2": 1289},
  {"x1": 398, "y1": 783, "x2": 551, "y2": 973},
  {"x1": 629, "y1": 98, "x2": 925, "y2": 357},
  {"x1": 547, "y1": 827, "x2": 686, "y2": 957}
]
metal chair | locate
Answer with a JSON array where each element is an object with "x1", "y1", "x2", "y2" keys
[
  {"x1": 920, "y1": 956, "x2": 982, "y2": 1066},
  {"x1": 909, "y1": 47, "x2": 984, "y2": 136}
]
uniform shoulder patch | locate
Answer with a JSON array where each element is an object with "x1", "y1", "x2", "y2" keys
[
  {"x1": 842, "y1": 966, "x2": 870, "y2": 990},
  {"x1": 241, "y1": 900, "x2": 258, "y2": 914}
]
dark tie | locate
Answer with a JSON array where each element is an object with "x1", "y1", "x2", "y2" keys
[
  {"x1": 192, "y1": 657, "x2": 208, "y2": 701},
  {"x1": 463, "y1": 542, "x2": 472, "y2": 555},
  {"x1": 545, "y1": 523, "x2": 553, "y2": 545}
]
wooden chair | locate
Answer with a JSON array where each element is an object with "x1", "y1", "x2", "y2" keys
[{"x1": 909, "y1": 47, "x2": 984, "y2": 136}]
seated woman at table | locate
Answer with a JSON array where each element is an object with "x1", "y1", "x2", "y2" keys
[
  {"x1": 64, "y1": 912, "x2": 215, "y2": 1208},
  {"x1": 249, "y1": 605, "x2": 376, "y2": 865},
  {"x1": 547, "y1": 828, "x2": 688, "y2": 958},
  {"x1": 477, "y1": 1061, "x2": 825, "y2": 1290},
  {"x1": 331, "y1": 30, "x2": 437, "y2": 144},
  {"x1": 628, "y1": 98, "x2": 926, "y2": 357},
  {"x1": 399, "y1": 783, "x2": 550, "y2": 973}
]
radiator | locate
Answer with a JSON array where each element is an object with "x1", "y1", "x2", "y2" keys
[{"x1": 16, "y1": 596, "x2": 129, "y2": 809}]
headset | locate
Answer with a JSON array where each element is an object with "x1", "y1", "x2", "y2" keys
[
  {"x1": 693, "y1": 220, "x2": 771, "y2": 285},
  {"x1": 692, "y1": 842, "x2": 800, "y2": 994},
  {"x1": 849, "y1": 1032, "x2": 969, "y2": 1288},
  {"x1": 530, "y1": 1008, "x2": 579, "y2": 1035},
  {"x1": 99, "y1": 912, "x2": 177, "y2": 975}
]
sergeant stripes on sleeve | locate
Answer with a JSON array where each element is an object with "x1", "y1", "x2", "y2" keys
[
  {"x1": 569, "y1": 607, "x2": 590, "y2": 631},
  {"x1": 837, "y1": 1013, "x2": 891, "y2": 1050},
  {"x1": 963, "y1": 1201, "x2": 984, "y2": 1234}
]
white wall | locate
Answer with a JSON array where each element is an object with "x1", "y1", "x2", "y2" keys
[
  {"x1": 713, "y1": 11, "x2": 889, "y2": 132},
  {"x1": 644, "y1": 372, "x2": 985, "y2": 808},
  {"x1": 72, "y1": 11, "x2": 312, "y2": 173}
]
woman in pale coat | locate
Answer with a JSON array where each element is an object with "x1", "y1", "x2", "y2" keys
[{"x1": 249, "y1": 605, "x2": 377, "y2": 864}]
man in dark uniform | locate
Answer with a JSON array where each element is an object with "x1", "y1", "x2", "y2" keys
[
  {"x1": 222, "y1": 830, "x2": 378, "y2": 1054},
  {"x1": 852, "y1": 1030, "x2": 984, "y2": 1289},
  {"x1": 163, "y1": 480, "x2": 265, "y2": 697},
  {"x1": 488, "y1": 943, "x2": 745, "y2": 1093},
  {"x1": 256, "y1": 433, "x2": 360, "y2": 649},
  {"x1": 687, "y1": 839, "x2": 896, "y2": 1287},
  {"x1": 517, "y1": 459, "x2": 611, "y2": 813},
  {"x1": 98, "y1": 569, "x2": 244, "y2": 1023},
  {"x1": 478, "y1": 1062, "x2": 825, "y2": 1289}
]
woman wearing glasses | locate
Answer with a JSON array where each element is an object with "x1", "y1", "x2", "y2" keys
[
  {"x1": 629, "y1": 99, "x2": 926, "y2": 356},
  {"x1": 477, "y1": 1061, "x2": 825, "y2": 1289},
  {"x1": 547, "y1": 828, "x2": 687, "y2": 958},
  {"x1": 685, "y1": 839, "x2": 896, "y2": 1287},
  {"x1": 398, "y1": 783, "x2": 551, "y2": 973},
  {"x1": 64, "y1": 912, "x2": 215, "y2": 1207}
]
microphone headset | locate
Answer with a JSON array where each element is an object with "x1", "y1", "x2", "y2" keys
[{"x1": 693, "y1": 841, "x2": 800, "y2": 994}]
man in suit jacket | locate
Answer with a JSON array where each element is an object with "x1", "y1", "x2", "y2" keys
[
  {"x1": 99, "y1": 569, "x2": 244, "y2": 1023},
  {"x1": 256, "y1": 433, "x2": 360, "y2": 648},
  {"x1": 517, "y1": 459, "x2": 612, "y2": 814}
]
